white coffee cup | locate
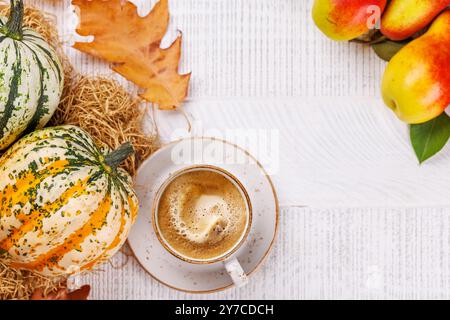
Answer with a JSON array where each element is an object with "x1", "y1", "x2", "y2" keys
[{"x1": 152, "y1": 165, "x2": 252, "y2": 288}]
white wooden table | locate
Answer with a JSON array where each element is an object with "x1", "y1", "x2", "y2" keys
[{"x1": 31, "y1": 0, "x2": 450, "y2": 299}]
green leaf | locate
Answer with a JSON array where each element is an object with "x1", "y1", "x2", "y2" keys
[
  {"x1": 0, "y1": 247, "x2": 6, "y2": 257},
  {"x1": 410, "y1": 112, "x2": 450, "y2": 164},
  {"x1": 372, "y1": 40, "x2": 409, "y2": 62}
]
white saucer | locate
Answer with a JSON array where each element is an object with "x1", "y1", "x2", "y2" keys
[{"x1": 128, "y1": 137, "x2": 279, "y2": 293}]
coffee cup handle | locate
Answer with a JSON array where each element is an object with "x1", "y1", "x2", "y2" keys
[{"x1": 224, "y1": 257, "x2": 248, "y2": 288}]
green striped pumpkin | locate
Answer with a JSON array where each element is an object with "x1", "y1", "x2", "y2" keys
[
  {"x1": 0, "y1": 0, "x2": 63, "y2": 150},
  {"x1": 0, "y1": 125, "x2": 138, "y2": 276}
]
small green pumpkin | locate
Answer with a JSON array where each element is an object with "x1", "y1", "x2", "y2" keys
[
  {"x1": 0, "y1": 125, "x2": 138, "y2": 276},
  {"x1": 0, "y1": 0, "x2": 63, "y2": 150}
]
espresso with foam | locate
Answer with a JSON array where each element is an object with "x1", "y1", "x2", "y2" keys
[{"x1": 156, "y1": 170, "x2": 248, "y2": 261}]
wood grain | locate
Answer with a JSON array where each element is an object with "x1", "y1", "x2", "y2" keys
[
  {"x1": 155, "y1": 97, "x2": 450, "y2": 207},
  {"x1": 31, "y1": 0, "x2": 387, "y2": 98},
  {"x1": 24, "y1": 0, "x2": 450, "y2": 299},
  {"x1": 48, "y1": 0, "x2": 450, "y2": 207},
  {"x1": 77, "y1": 207, "x2": 450, "y2": 300}
]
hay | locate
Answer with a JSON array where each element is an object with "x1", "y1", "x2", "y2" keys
[
  {"x1": 0, "y1": 4, "x2": 158, "y2": 299},
  {"x1": 50, "y1": 75, "x2": 158, "y2": 176},
  {"x1": 0, "y1": 261, "x2": 66, "y2": 300}
]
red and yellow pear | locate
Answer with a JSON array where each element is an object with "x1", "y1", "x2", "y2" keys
[
  {"x1": 312, "y1": 0, "x2": 387, "y2": 41},
  {"x1": 381, "y1": 0, "x2": 450, "y2": 41},
  {"x1": 381, "y1": 10, "x2": 450, "y2": 124}
]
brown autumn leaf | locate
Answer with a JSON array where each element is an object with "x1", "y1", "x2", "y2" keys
[
  {"x1": 72, "y1": 0, "x2": 191, "y2": 110},
  {"x1": 31, "y1": 285, "x2": 91, "y2": 300}
]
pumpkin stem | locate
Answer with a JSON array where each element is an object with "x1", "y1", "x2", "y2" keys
[
  {"x1": 1, "y1": 0, "x2": 24, "y2": 40},
  {"x1": 104, "y1": 142, "x2": 134, "y2": 171}
]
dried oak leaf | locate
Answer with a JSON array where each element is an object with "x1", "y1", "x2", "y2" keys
[
  {"x1": 72, "y1": 0, "x2": 191, "y2": 110},
  {"x1": 31, "y1": 285, "x2": 91, "y2": 300}
]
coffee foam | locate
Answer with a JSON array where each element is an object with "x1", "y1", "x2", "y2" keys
[
  {"x1": 157, "y1": 170, "x2": 248, "y2": 260},
  {"x1": 166, "y1": 184, "x2": 242, "y2": 244}
]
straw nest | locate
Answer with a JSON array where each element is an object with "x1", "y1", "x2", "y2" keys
[
  {"x1": 50, "y1": 75, "x2": 158, "y2": 177},
  {"x1": 0, "y1": 4, "x2": 158, "y2": 299}
]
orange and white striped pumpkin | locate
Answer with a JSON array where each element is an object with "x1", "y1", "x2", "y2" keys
[{"x1": 0, "y1": 125, "x2": 138, "y2": 276}]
